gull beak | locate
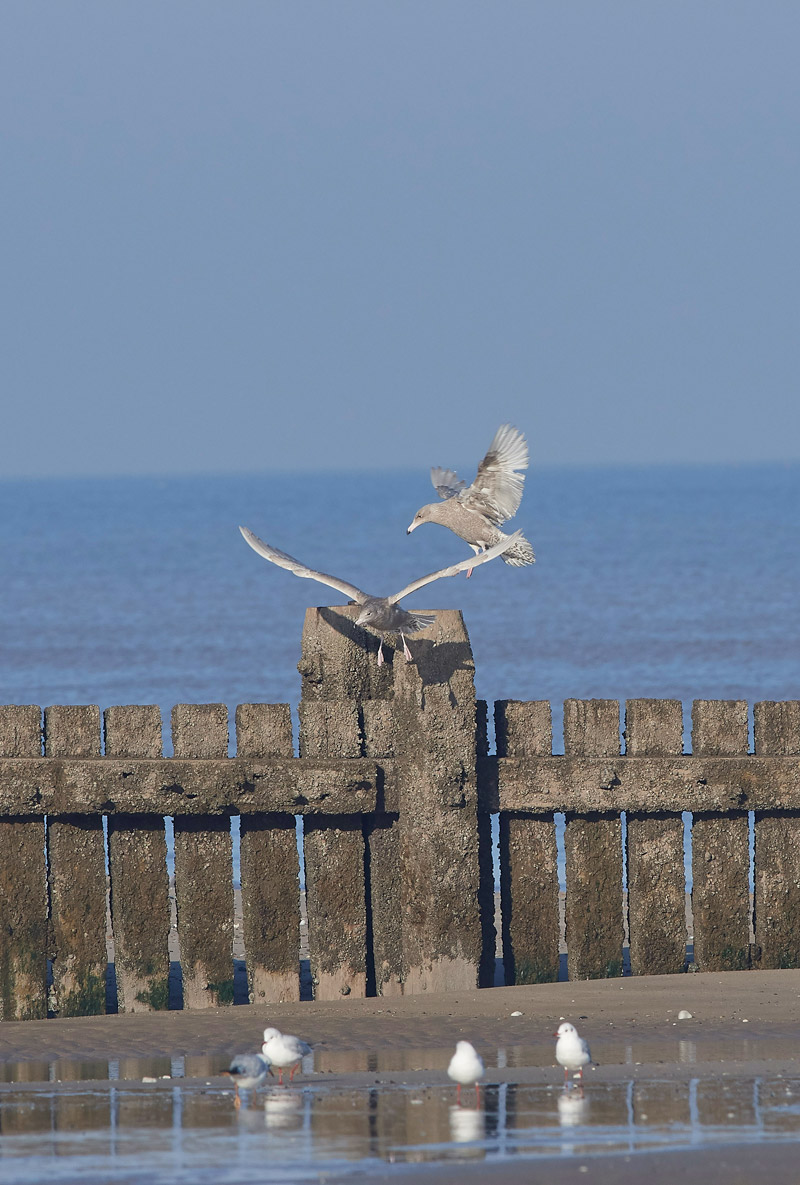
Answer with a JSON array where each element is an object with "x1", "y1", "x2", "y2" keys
[{"x1": 406, "y1": 521, "x2": 417, "y2": 534}]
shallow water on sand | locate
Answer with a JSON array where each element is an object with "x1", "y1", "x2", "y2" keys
[{"x1": 3, "y1": 1075, "x2": 800, "y2": 1183}]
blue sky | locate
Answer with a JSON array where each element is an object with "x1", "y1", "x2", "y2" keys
[{"x1": 1, "y1": 2, "x2": 798, "y2": 478}]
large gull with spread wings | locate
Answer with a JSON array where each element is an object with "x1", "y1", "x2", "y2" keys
[
  {"x1": 240, "y1": 525, "x2": 521, "y2": 666},
  {"x1": 407, "y1": 423, "x2": 535, "y2": 575}
]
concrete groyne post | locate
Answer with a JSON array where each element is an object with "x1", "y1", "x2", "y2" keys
[
  {"x1": 298, "y1": 606, "x2": 393, "y2": 999},
  {"x1": 105, "y1": 705, "x2": 171, "y2": 1011},
  {"x1": 563, "y1": 700, "x2": 624, "y2": 980},
  {"x1": 298, "y1": 605, "x2": 486, "y2": 995},
  {"x1": 691, "y1": 701, "x2": 751, "y2": 972},
  {"x1": 172, "y1": 704, "x2": 235, "y2": 1007},
  {"x1": 625, "y1": 699, "x2": 686, "y2": 975},
  {"x1": 236, "y1": 703, "x2": 301, "y2": 1003},
  {"x1": 496, "y1": 700, "x2": 559, "y2": 984},
  {"x1": 391, "y1": 609, "x2": 485, "y2": 992},
  {"x1": 753, "y1": 702, "x2": 800, "y2": 969},
  {"x1": 45, "y1": 705, "x2": 107, "y2": 1016},
  {"x1": 0, "y1": 707, "x2": 47, "y2": 1020}
]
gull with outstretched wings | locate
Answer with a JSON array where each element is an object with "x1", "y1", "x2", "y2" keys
[
  {"x1": 407, "y1": 423, "x2": 535, "y2": 575},
  {"x1": 240, "y1": 525, "x2": 522, "y2": 666}
]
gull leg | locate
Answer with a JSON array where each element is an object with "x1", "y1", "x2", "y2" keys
[
  {"x1": 456, "y1": 1083, "x2": 462, "y2": 1105},
  {"x1": 377, "y1": 639, "x2": 384, "y2": 667},
  {"x1": 475, "y1": 1082, "x2": 481, "y2": 1107},
  {"x1": 234, "y1": 1084, "x2": 241, "y2": 1110},
  {"x1": 289, "y1": 1062, "x2": 298, "y2": 1083},
  {"x1": 401, "y1": 634, "x2": 412, "y2": 662}
]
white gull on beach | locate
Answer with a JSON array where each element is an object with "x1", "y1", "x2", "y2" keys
[
  {"x1": 447, "y1": 1040, "x2": 485, "y2": 1105},
  {"x1": 261, "y1": 1027, "x2": 312, "y2": 1085},
  {"x1": 554, "y1": 1022, "x2": 592, "y2": 1085}
]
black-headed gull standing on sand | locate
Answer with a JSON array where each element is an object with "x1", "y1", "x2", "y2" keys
[
  {"x1": 447, "y1": 1040, "x2": 485, "y2": 1105},
  {"x1": 261, "y1": 1027, "x2": 312, "y2": 1086},
  {"x1": 554, "y1": 1021, "x2": 592, "y2": 1085}
]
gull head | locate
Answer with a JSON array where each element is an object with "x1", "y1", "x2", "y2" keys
[
  {"x1": 407, "y1": 503, "x2": 438, "y2": 534},
  {"x1": 355, "y1": 602, "x2": 382, "y2": 627},
  {"x1": 263, "y1": 1027, "x2": 281, "y2": 1043},
  {"x1": 555, "y1": 1022, "x2": 578, "y2": 1038}
]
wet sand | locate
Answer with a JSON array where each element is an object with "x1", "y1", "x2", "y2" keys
[{"x1": 3, "y1": 970, "x2": 800, "y2": 1181}]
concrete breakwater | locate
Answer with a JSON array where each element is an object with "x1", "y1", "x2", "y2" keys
[{"x1": 1, "y1": 607, "x2": 799, "y2": 1020}]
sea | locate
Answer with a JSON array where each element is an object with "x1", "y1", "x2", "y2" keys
[{"x1": 2, "y1": 462, "x2": 797, "y2": 751}]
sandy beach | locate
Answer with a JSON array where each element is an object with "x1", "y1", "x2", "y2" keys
[{"x1": 3, "y1": 970, "x2": 800, "y2": 1181}]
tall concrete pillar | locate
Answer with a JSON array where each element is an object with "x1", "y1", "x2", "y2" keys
[
  {"x1": 392, "y1": 610, "x2": 483, "y2": 992},
  {"x1": 298, "y1": 604, "x2": 483, "y2": 994}
]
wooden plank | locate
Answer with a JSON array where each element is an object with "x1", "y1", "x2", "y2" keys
[
  {"x1": 172, "y1": 705, "x2": 234, "y2": 1008},
  {"x1": 299, "y1": 695, "x2": 367, "y2": 1000},
  {"x1": 45, "y1": 705, "x2": 107, "y2": 1016},
  {"x1": 0, "y1": 707, "x2": 47, "y2": 1020},
  {"x1": 625, "y1": 700, "x2": 686, "y2": 975},
  {"x1": 754, "y1": 702, "x2": 800, "y2": 968},
  {"x1": 495, "y1": 701, "x2": 559, "y2": 985},
  {"x1": 691, "y1": 700, "x2": 751, "y2": 971},
  {"x1": 105, "y1": 706, "x2": 170, "y2": 1012},
  {"x1": 235, "y1": 704, "x2": 300, "y2": 1004},
  {"x1": 563, "y1": 700, "x2": 623, "y2": 979}
]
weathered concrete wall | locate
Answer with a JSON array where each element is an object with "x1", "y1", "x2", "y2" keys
[
  {"x1": 4, "y1": 692, "x2": 800, "y2": 1021},
  {"x1": 236, "y1": 703, "x2": 300, "y2": 1004},
  {"x1": 299, "y1": 607, "x2": 373, "y2": 1000},
  {"x1": 496, "y1": 700, "x2": 559, "y2": 985},
  {"x1": 691, "y1": 701, "x2": 751, "y2": 972},
  {"x1": 45, "y1": 705, "x2": 107, "y2": 1016},
  {"x1": 172, "y1": 704, "x2": 234, "y2": 1008},
  {"x1": 105, "y1": 705, "x2": 171, "y2": 1012},
  {"x1": 625, "y1": 699, "x2": 686, "y2": 976},
  {"x1": 754, "y1": 701, "x2": 800, "y2": 969},
  {"x1": 563, "y1": 700, "x2": 623, "y2": 980},
  {"x1": 391, "y1": 609, "x2": 483, "y2": 993},
  {"x1": 0, "y1": 707, "x2": 47, "y2": 1020}
]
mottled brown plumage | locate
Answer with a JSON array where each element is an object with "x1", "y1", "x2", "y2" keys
[{"x1": 407, "y1": 424, "x2": 535, "y2": 571}]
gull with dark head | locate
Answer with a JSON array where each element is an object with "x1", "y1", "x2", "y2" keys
[
  {"x1": 407, "y1": 423, "x2": 535, "y2": 576},
  {"x1": 240, "y1": 526, "x2": 522, "y2": 666},
  {"x1": 221, "y1": 1052, "x2": 271, "y2": 1108}
]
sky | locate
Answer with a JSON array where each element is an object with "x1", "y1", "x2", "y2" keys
[{"x1": 1, "y1": 2, "x2": 798, "y2": 478}]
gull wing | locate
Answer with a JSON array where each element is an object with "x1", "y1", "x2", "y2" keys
[
  {"x1": 388, "y1": 531, "x2": 523, "y2": 604},
  {"x1": 459, "y1": 423, "x2": 528, "y2": 526},
  {"x1": 239, "y1": 527, "x2": 368, "y2": 604},
  {"x1": 430, "y1": 466, "x2": 468, "y2": 501}
]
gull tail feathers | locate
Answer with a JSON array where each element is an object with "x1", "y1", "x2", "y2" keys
[{"x1": 500, "y1": 531, "x2": 535, "y2": 566}]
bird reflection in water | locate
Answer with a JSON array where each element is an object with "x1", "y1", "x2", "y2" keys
[
  {"x1": 263, "y1": 1089, "x2": 304, "y2": 1131},
  {"x1": 449, "y1": 1104, "x2": 485, "y2": 1144},
  {"x1": 557, "y1": 1087, "x2": 588, "y2": 1128}
]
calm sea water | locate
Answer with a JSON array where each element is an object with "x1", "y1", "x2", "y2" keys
[{"x1": 1, "y1": 463, "x2": 798, "y2": 752}]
